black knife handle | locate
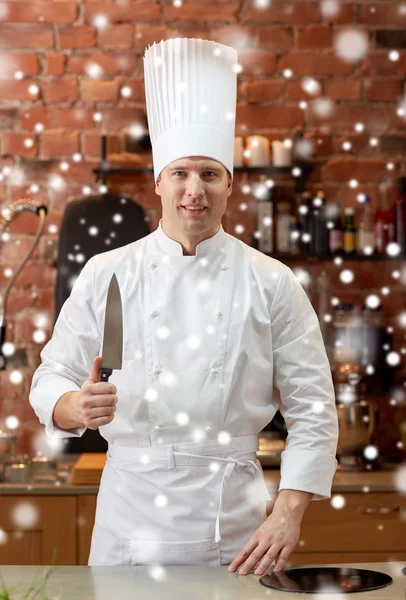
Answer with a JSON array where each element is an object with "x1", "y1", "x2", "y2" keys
[{"x1": 100, "y1": 367, "x2": 113, "y2": 382}]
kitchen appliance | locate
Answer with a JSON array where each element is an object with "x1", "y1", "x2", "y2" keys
[
  {"x1": 54, "y1": 193, "x2": 150, "y2": 453},
  {"x1": 336, "y1": 399, "x2": 378, "y2": 471},
  {"x1": 260, "y1": 566, "x2": 393, "y2": 594}
]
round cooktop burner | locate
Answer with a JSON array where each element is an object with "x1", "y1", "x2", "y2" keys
[{"x1": 259, "y1": 567, "x2": 393, "y2": 594}]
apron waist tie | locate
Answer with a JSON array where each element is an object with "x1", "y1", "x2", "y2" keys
[{"x1": 171, "y1": 451, "x2": 272, "y2": 543}]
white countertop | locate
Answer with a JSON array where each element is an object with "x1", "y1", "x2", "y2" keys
[{"x1": 0, "y1": 562, "x2": 405, "y2": 599}]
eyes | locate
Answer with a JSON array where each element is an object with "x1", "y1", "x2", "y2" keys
[{"x1": 172, "y1": 171, "x2": 217, "y2": 178}]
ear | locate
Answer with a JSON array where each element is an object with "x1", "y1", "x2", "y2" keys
[
  {"x1": 227, "y1": 177, "x2": 233, "y2": 197},
  {"x1": 155, "y1": 178, "x2": 161, "y2": 196}
]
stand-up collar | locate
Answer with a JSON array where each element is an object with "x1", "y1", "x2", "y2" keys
[{"x1": 155, "y1": 218, "x2": 227, "y2": 257}]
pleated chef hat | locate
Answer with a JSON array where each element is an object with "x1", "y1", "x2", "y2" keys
[{"x1": 143, "y1": 38, "x2": 239, "y2": 183}]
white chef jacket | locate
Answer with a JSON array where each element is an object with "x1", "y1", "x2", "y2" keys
[
  {"x1": 30, "y1": 218, "x2": 339, "y2": 566},
  {"x1": 29, "y1": 219, "x2": 338, "y2": 502}
]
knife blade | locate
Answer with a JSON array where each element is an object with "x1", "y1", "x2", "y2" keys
[{"x1": 100, "y1": 273, "x2": 123, "y2": 382}]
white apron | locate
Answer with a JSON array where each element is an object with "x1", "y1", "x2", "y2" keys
[{"x1": 88, "y1": 434, "x2": 272, "y2": 566}]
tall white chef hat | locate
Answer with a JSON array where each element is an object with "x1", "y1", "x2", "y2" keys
[{"x1": 143, "y1": 38, "x2": 238, "y2": 184}]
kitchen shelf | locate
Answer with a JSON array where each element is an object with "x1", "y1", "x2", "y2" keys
[{"x1": 93, "y1": 135, "x2": 312, "y2": 192}]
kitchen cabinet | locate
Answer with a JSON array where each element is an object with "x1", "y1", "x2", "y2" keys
[
  {"x1": 0, "y1": 496, "x2": 76, "y2": 565},
  {"x1": 266, "y1": 491, "x2": 406, "y2": 565},
  {"x1": 1, "y1": 478, "x2": 405, "y2": 566}
]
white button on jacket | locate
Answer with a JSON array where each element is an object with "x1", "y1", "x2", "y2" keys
[{"x1": 29, "y1": 219, "x2": 339, "y2": 566}]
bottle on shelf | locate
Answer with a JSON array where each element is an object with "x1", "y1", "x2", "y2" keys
[
  {"x1": 297, "y1": 191, "x2": 312, "y2": 254},
  {"x1": 374, "y1": 179, "x2": 395, "y2": 254},
  {"x1": 310, "y1": 191, "x2": 329, "y2": 255},
  {"x1": 275, "y1": 201, "x2": 295, "y2": 253},
  {"x1": 328, "y1": 202, "x2": 344, "y2": 254},
  {"x1": 343, "y1": 207, "x2": 357, "y2": 254},
  {"x1": 255, "y1": 174, "x2": 274, "y2": 254},
  {"x1": 289, "y1": 221, "x2": 301, "y2": 255},
  {"x1": 394, "y1": 176, "x2": 406, "y2": 253},
  {"x1": 356, "y1": 195, "x2": 375, "y2": 255}
]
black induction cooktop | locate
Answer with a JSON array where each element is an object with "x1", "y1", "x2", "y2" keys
[{"x1": 259, "y1": 566, "x2": 393, "y2": 594}]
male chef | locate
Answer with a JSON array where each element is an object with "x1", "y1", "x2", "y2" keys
[{"x1": 29, "y1": 38, "x2": 339, "y2": 576}]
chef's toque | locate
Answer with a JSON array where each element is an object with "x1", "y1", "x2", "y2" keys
[{"x1": 143, "y1": 37, "x2": 239, "y2": 183}]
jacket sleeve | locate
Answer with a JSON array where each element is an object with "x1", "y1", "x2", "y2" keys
[
  {"x1": 29, "y1": 256, "x2": 101, "y2": 438},
  {"x1": 270, "y1": 265, "x2": 339, "y2": 501}
]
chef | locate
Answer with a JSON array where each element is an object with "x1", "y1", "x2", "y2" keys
[{"x1": 29, "y1": 38, "x2": 339, "y2": 576}]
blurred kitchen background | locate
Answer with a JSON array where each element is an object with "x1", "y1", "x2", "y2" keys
[{"x1": 0, "y1": 2, "x2": 406, "y2": 487}]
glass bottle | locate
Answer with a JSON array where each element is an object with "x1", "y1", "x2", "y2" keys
[
  {"x1": 328, "y1": 202, "x2": 344, "y2": 254},
  {"x1": 255, "y1": 174, "x2": 274, "y2": 254},
  {"x1": 394, "y1": 176, "x2": 406, "y2": 253},
  {"x1": 275, "y1": 201, "x2": 294, "y2": 253},
  {"x1": 374, "y1": 179, "x2": 395, "y2": 254},
  {"x1": 310, "y1": 191, "x2": 329, "y2": 255},
  {"x1": 343, "y1": 208, "x2": 357, "y2": 254},
  {"x1": 356, "y1": 195, "x2": 375, "y2": 255},
  {"x1": 297, "y1": 191, "x2": 312, "y2": 254}
]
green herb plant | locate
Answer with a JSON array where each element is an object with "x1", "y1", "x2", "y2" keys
[{"x1": 0, "y1": 548, "x2": 65, "y2": 599}]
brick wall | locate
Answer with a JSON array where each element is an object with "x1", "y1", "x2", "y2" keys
[{"x1": 0, "y1": 1, "x2": 405, "y2": 458}]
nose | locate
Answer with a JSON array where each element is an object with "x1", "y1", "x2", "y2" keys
[{"x1": 185, "y1": 174, "x2": 205, "y2": 199}]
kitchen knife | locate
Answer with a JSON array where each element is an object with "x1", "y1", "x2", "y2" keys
[{"x1": 100, "y1": 273, "x2": 123, "y2": 383}]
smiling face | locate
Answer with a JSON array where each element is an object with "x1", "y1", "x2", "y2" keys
[{"x1": 155, "y1": 156, "x2": 233, "y2": 254}]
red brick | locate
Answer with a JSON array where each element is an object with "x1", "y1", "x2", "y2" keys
[
  {"x1": 303, "y1": 132, "x2": 334, "y2": 156},
  {"x1": 279, "y1": 52, "x2": 353, "y2": 76},
  {"x1": 285, "y1": 80, "x2": 320, "y2": 101},
  {"x1": 239, "y1": 49, "x2": 276, "y2": 76},
  {"x1": 1, "y1": 263, "x2": 55, "y2": 289},
  {"x1": 98, "y1": 25, "x2": 133, "y2": 49},
  {"x1": 0, "y1": 52, "x2": 39, "y2": 76},
  {"x1": 95, "y1": 107, "x2": 146, "y2": 129},
  {"x1": 0, "y1": 1, "x2": 77, "y2": 23},
  {"x1": 134, "y1": 24, "x2": 169, "y2": 48},
  {"x1": 0, "y1": 24, "x2": 54, "y2": 49},
  {"x1": 0, "y1": 109, "x2": 16, "y2": 129},
  {"x1": 212, "y1": 25, "x2": 257, "y2": 49},
  {"x1": 320, "y1": 3, "x2": 353, "y2": 24},
  {"x1": 256, "y1": 26, "x2": 293, "y2": 50},
  {"x1": 84, "y1": 2, "x2": 161, "y2": 24},
  {"x1": 2, "y1": 132, "x2": 37, "y2": 156},
  {"x1": 118, "y1": 79, "x2": 145, "y2": 102},
  {"x1": 20, "y1": 107, "x2": 96, "y2": 129},
  {"x1": 325, "y1": 158, "x2": 393, "y2": 182},
  {"x1": 41, "y1": 79, "x2": 78, "y2": 103},
  {"x1": 236, "y1": 104, "x2": 304, "y2": 129},
  {"x1": 82, "y1": 132, "x2": 122, "y2": 157},
  {"x1": 41, "y1": 131, "x2": 79, "y2": 157},
  {"x1": 310, "y1": 104, "x2": 389, "y2": 133},
  {"x1": 361, "y1": 53, "x2": 406, "y2": 77},
  {"x1": 164, "y1": 3, "x2": 237, "y2": 22},
  {"x1": 358, "y1": 3, "x2": 406, "y2": 26},
  {"x1": 80, "y1": 80, "x2": 119, "y2": 102},
  {"x1": 67, "y1": 50, "x2": 138, "y2": 76},
  {"x1": 326, "y1": 79, "x2": 361, "y2": 100},
  {"x1": 240, "y1": 79, "x2": 284, "y2": 102},
  {"x1": 58, "y1": 25, "x2": 96, "y2": 49},
  {"x1": 336, "y1": 133, "x2": 371, "y2": 155},
  {"x1": 365, "y1": 79, "x2": 403, "y2": 102},
  {"x1": 0, "y1": 235, "x2": 42, "y2": 262},
  {"x1": 44, "y1": 53, "x2": 66, "y2": 75},
  {"x1": 0, "y1": 79, "x2": 40, "y2": 101},
  {"x1": 242, "y1": 2, "x2": 320, "y2": 24},
  {"x1": 295, "y1": 25, "x2": 332, "y2": 49}
]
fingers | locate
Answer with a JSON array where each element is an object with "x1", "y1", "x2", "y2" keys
[{"x1": 228, "y1": 539, "x2": 258, "y2": 574}]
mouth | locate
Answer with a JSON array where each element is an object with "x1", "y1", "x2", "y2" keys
[{"x1": 181, "y1": 206, "x2": 207, "y2": 216}]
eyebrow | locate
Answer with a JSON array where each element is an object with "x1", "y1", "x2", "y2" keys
[{"x1": 169, "y1": 165, "x2": 220, "y2": 171}]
